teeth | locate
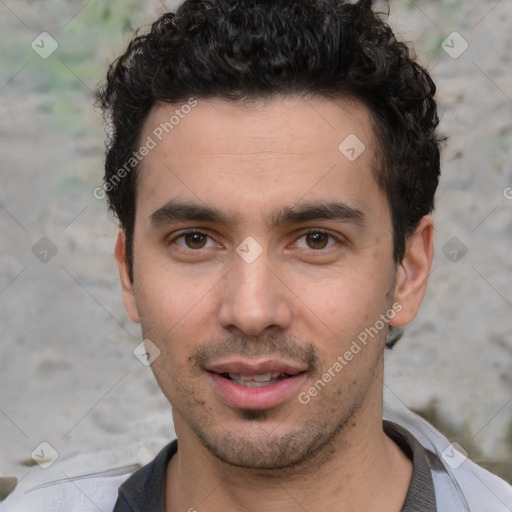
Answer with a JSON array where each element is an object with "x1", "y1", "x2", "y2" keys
[
  {"x1": 252, "y1": 373, "x2": 272, "y2": 382},
  {"x1": 228, "y1": 372, "x2": 284, "y2": 381},
  {"x1": 226, "y1": 372, "x2": 288, "y2": 387},
  {"x1": 234, "y1": 380, "x2": 275, "y2": 388}
]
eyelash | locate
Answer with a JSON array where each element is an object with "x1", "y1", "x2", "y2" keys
[{"x1": 169, "y1": 229, "x2": 342, "y2": 252}]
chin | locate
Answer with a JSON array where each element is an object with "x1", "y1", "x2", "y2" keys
[{"x1": 192, "y1": 415, "x2": 346, "y2": 472}]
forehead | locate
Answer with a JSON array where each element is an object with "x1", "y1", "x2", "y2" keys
[
  {"x1": 134, "y1": 96, "x2": 386, "y2": 226},
  {"x1": 142, "y1": 95, "x2": 374, "y2": 155}
]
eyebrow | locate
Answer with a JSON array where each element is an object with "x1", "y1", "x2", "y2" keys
[
  {"x1": 149, "y1": 199, "x2": 366, "y2": 229},
  {"x1": 271, "y1": 202, "x2": 365, "y2": 226}
]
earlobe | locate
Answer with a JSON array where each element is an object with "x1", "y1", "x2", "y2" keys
[
  {"x1": 114, "y1": 229, "x2": 141, "y2": 324},
  {"x1": 391, "y1": 215, "x2": 434, "y2": 327}
]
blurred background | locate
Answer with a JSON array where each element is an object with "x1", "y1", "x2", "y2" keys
[{"x1": 0, "y1": 0, "x2": 511, "y2": 496}]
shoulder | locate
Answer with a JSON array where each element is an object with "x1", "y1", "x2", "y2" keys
[
  {"x1": 433, "y1": 455, "x2": 512, "y2": 512},
  {"x1": 384, "y1": 401, "x2": 512, "y2": 512},
  {"x1": 0, "y1": 471, "x2": 133, "y2": 512},
  {"x1": 1, "y1": 440, "x2": 177, "y2": 512}
]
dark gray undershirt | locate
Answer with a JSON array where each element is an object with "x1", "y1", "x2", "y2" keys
[{"x1": 113, "y1": 420, "x2": 437, "y2": 512}]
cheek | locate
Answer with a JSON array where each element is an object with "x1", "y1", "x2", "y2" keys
[
  {"x1": 306, "y1": 270, "x2": 387, "y2": 325},
  {"x1": 134, "y1": 252, "x2": 207, "y2": 319},
  {"x1": 298, "y1": 268, "x2": 393, "y2": 363},
  {"x1": 133, "y1": 270, "x2": 214, "y2": 365}
]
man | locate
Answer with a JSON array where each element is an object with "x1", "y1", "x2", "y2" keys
[{"x1": 2, "y1": 0, "x2": 511, "y2": 511}]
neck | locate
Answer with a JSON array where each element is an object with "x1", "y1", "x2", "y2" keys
[{"x1": 165, "y1": 379, "x2": 412, "y2": 511}]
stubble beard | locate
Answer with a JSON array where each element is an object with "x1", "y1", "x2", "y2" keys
[
  {"x1": 149, "y1": 320, "x2": 388, "y2": 474},
  {"x1": 186, "y1": 403, "x2": 362, "y2": 473},
  {"x1": 171, "y1": 360, "x2": 380, "y2": 475}
]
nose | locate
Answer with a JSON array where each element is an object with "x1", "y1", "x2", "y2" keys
[{"x1": 218, "y1": 250, "x2": 293, "y2": 337}]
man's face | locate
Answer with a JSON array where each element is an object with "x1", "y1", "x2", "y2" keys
[{"x1": 119, "y1": 96, "x2": 404, "y2": 470}]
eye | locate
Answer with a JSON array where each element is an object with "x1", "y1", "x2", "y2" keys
[
  {"x1": 171, "y1": 231, "x2": 218, "y2": 250},
  {"x1": 295, "y1": 230, "x2": 340, "y2": 250}
]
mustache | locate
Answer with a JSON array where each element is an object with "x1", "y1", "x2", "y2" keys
[{"x1": 189, "y1": 332, "x2": 321, "y2": 373}]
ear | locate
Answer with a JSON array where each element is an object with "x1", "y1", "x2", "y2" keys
[
  {"x1": 391, "y1": 215, "x2": 434, "y2": 327},
  {"x1": 114, "y1": 229, "x2": 140, "y2": 324}
]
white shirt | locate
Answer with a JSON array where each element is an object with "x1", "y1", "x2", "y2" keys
[{"x1": 1, "y1": 401, "x2": 511, "y2": 511}]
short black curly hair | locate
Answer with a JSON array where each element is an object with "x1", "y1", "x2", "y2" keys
[{"x1": 99, "y1": 0, "x2": 441, "y2": 280}]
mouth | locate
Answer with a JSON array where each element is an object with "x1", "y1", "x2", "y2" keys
[{"x1": 205, "y1": 359, "x2": 308, "y2": 410}]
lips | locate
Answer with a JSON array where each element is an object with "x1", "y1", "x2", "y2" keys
[
  {"x1": 205, "y1": 359, "x2": 308, "y2": 410},
  {"x1": 205, "y1": 359, "x2": 306, "y2": 376}
]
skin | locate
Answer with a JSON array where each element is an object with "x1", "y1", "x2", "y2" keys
[{"x1": 115, "y1": 95, "x2": 434, "y2": 511}]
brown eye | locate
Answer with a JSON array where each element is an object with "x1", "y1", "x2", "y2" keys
[
  {"x1": 183, "y1": 232, "x2": 208, "y2": 249},
  {"x1": 168, "y1": 230, "x2": 221, "y2": 256},
  {"x1": 171, "y1": 232, "x2": 212, "y2": 250},
  {"x1": 305, "y1": 232, "x2": 329, "y2": 249},
  {"x1": 294, "y1": 230, "x2": 339, "y2": 251}
]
